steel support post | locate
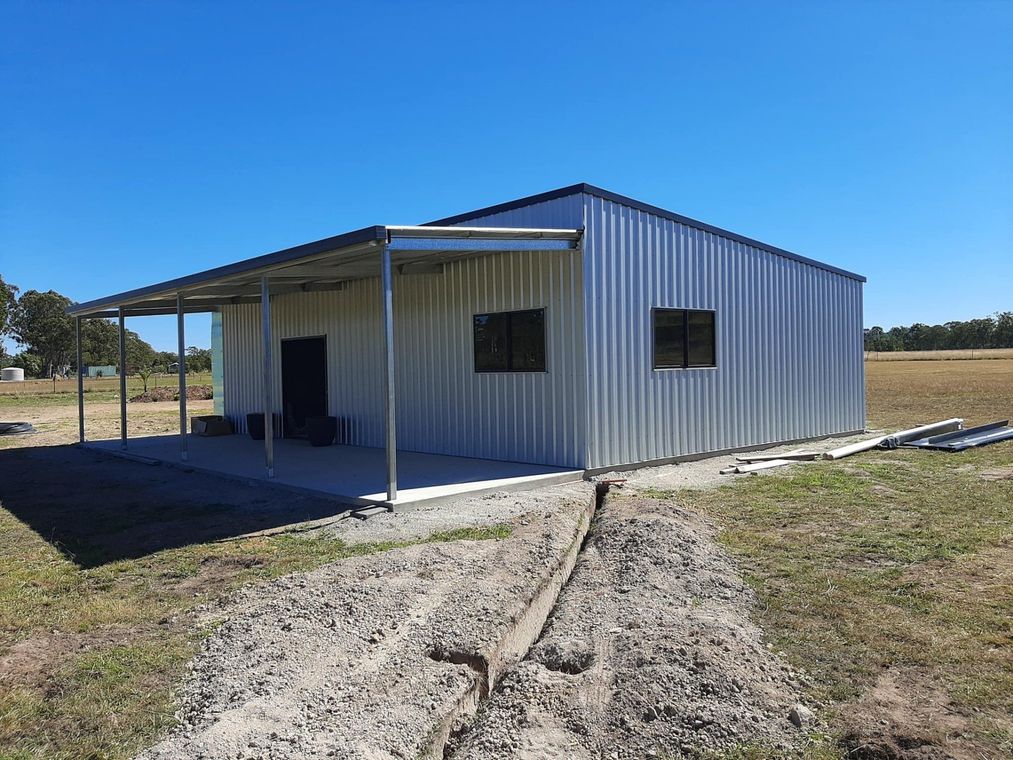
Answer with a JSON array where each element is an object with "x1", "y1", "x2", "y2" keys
[
  {"x1": 118, "y1": 307, "x2": 127, "y2": 448},
  {"x1": 381, "y1": 244, "x2": 397, "y2": 502},
  {"x1": 177, "y1": 293, "x2": 188, "y2": 461},
  {"x1": 261, "y1": 277, "x2": 274, "y2": 477},
  {"x1": 76, "y1": 316, "x2": 84, "y2": 443}
]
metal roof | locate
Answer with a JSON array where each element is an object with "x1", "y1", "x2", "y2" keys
[
  {"x1": 67, "y1": 225, "x2": 581, "y2": 317},
  {"x1": 67, "y1": 182, "x2": 863, "y2": 317},
  {"x1": 427, "y1": 183, "x2": 867, "y2": 283}
]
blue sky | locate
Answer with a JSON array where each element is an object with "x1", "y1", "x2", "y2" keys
[{"x1": 2, "y1": 0, "x2": 1011, "y2": 352}]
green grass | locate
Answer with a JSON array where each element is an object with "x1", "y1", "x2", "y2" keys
[
  {"x1": 652, "y1": 444, "x2": 1013, "y2": 757},
  {"x1": 0, "y1": 373, "x2": 213, "y2": 409},
  {"x1": 0, "y1": 390, "x2": 120, "y2": 407},
  {"x1": 0, "y1": 504, "x2": 512, "y2": 760}
]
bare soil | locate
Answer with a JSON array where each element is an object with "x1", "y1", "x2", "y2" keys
[
  {"x1": 0, "y1": 398, "x2": 213, "y2": 448},
  {"x1": 839, "y1": 669, "x2": 973, "y2": 760},
  {"x1": 448, "y1": 494, "x2": 812, "y2": 759},
  {"x1": 138, "y1": 492, "x2": 596, "y2": 760},
  {"x1": 135, "y1": 483, "x2": 822, "y2": 759}
]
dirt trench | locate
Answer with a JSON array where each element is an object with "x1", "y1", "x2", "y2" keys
[
  {"x1": 139, "y1": 482, "x2": 812, "y2": 759},
  {"x1": 443, "y1": 489, "x2": 810, "y2": 759},
  {"x1": 138, "y1": 485, "x2": 597, "y2": 760}
]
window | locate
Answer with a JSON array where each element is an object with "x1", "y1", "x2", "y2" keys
[
  {"x1": 653, "y1": 308, "x2": 716, "y2": 369},
  {"x1": 474, "y1": 309, "x2": 546, "y2": 372}
]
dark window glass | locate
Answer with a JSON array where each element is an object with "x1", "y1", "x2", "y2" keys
[
  {"x1": 687, "y1": 310, "x2": 716, "y2": 367},
  {"x1": 653, "y1": 309, "x2": 686, "y2": 369},
  {"x1": 473, "y1": 309, "x2": 546, "y2": 372},
  {"x1": 653, "y1": 308, "x2": 716, "y2": 369},
  {"x1": 473, "y1": 312, "x2": 509, "y2": 371},
  {"x1": 509, "y1": 310, "x2": 546, "y2": 371}
]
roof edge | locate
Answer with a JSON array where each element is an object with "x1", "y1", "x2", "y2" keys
[
  {"x1": 427, "y1": 182, "x2": 866, "y2": 283},
  {"x1": 67, "y1": 225, "x2": 387, "y2": 316}
]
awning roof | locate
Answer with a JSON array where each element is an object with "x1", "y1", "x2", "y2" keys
[{"x1": 67, "y1": 225, "x2": 582, "y2": 318}]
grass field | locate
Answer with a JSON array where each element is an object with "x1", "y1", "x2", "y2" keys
[
  {"x1": 0, "y1": 442, "x2": 510, "y2": 759},
  {"x1": 684, "y1": 359, "x2": 1013, "y2": 759},
  {"x1": 1, "y1": 360, "x2": 1011, "y2": 759},
  {"x1": 865, "y1": 348, "x2": 1013, "y2": 361},
  {"x1": 0, "y1": 374, "x2": 211, "y2": 405}
]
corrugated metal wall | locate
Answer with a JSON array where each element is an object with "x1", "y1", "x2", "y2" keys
[
  {"x1": 222, "y1": 188, "x2": 863, "y2": 472},
  {"x1": 221, "y1": 240, "x2": 586, "y2": 468},
  {"x1": 580, "y1": 193, "x2": 865, "y2": 470}
]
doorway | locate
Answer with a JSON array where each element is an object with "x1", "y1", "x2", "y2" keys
[{"x1": 281, "y1": 336, "x2": 328, "y2": 439}]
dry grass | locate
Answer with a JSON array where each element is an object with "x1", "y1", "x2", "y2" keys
[
  {"x1": 683, "y1": 359, "x2": 1013, "y2": 759},
  {"x1": 0, "y1": 475, "x2": 511, "y2": 759},
  {"x1": 865, "y1": 348, "x2": 1013, "y2": 361},
  {"x1": 0, "y1": 391, "x2": 513, "y2": 758},
  {"x1": 0, "y1": 374, "x2": 210, "y2": 397},
  {"x1": 866, "y1": 358, "x2": 1013, "y2": 429}
]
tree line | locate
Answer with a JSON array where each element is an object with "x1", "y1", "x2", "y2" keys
[
  {"x1": 0, "y1": 276, "x2": 212, "y2": 379},
  {"x1": 865, "y1": 312, "x2": 1013, "y2": 353}
]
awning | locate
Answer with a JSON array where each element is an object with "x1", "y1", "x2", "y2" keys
[{"x1": 67, "y1": 225, "x2": 582, "y2": 318}]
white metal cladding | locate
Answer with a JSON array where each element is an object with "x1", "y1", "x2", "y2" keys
[
  {"x1": 580, "y1": 194, "x2": 865, "y2": 470},
  {"x1": 221, "y1": 245, "x2": 585, "y2": 468}
]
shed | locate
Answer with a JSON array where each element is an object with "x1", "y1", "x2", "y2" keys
[{"x1": 67, "y1": 184, "x2": 865, "y2": 507}]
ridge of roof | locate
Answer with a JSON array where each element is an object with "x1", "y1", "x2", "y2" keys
[{"x1": 426, "y1": 183, "x2": 866, "y2": 282}]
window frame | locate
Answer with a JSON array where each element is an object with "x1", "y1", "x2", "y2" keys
[
  {"x1": 651, "y1": 307, "x2": 717, "y2": 370},
  {"x1": 473, "y1": 307, "x2": 548, "y2": 374}
]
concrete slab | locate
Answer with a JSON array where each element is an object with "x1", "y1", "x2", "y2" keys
[{"x1": 85, "y1": 434, "x2": 583, "y2": 509}]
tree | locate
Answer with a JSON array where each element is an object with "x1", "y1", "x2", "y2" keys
[
  {"x1": 185, "y1": 346, "x2": 212, "y2": 373},
  {"x1": 79, "y1": 319, "x2": 159, "y2": 373},
  {"x1": 866, "y1": 313, "x2": 1013, "y2": 352},
  {"x1": 994, "y1": 312, "x2": 1013, "y2": 348},
  {"x1": 81, "y1": 318, "x2": 119, "y2": 367},
  {"x1": 10, "y1": 290, "x2": 74, "y2": 377},
  {"x1": 0, "y1": 276, "x2": 17, "y2": 341},
  {"x1": 137, "y1": 365, "x2": 155, "y2": 392},
  {"x1": 864, "y1": 326, "x2": 887, "y2": 352},
  {"x1": 10, "y1": 351, "x2": 43, "y2": 378},
  {"x1": 155, "y1": 351, "x2": 178, "y2": 372},
  {"x1": 125, "y1": 330, "x2": 156, "y2": 375}
]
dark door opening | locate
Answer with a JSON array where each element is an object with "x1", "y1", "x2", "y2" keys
[{"x1": 281, "y1": 336, "x2": 327, "y2": 439}]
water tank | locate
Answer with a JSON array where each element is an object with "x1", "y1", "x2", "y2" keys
[{"x1": 1, "y1": 367, "x2": 25, "y2": 382}]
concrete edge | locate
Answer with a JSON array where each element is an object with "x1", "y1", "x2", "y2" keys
[
  {"x1": 79, "y1": 442, "x2": 585, "y2": 512},
  {"x1": 387, "y1": 470, "x2": 586, "y2": 513},
  {"x1": 583, "y1": 429, "x2": 867, "y2": 477},
  {"x1": 80, "y1": 442, "x2": 369, "y2": 509}
]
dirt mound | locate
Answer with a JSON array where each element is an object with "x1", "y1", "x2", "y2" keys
[
  {"x1": 136, "y1": 494, "x2": 594, "y2": 760},
  {"x1": 447, "y1": 494, "x2": 814, "y2": 759},
  {"x1": 130, "y1": 385, "x2": 212, "y2": 403}
]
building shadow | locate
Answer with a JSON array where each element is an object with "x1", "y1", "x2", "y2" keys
[{"x1": 0, "y1": 443, "x2": 350, "y2": 569}]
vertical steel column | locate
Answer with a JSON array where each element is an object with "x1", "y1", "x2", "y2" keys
[
  {"x1": 261, "y1": 276, "x2": 274, "y2": 477},
  {"x1": 76, "y1": 316, "x2": 85, "y2": 443},
  {"x1": 118, "y1": 306, "x2": 127, "y2": 448},
  {"x1": 380, "y1": 243, "x2": 397, "y2": 502},
  {"x1": 177, "y1": 293, "x2": 188, "y2": 461}
]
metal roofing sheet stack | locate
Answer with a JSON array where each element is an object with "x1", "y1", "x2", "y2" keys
[{"x1": 903, "y1": 421, "x2": 1013, "y2": 451}]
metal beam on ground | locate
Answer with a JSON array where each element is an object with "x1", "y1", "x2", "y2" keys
[
  {"x1": 380, "y1": 243, "x2": 397, "y2": 503},
  {"x1": 118, "y1": 307, "x2": 127, "y2": 449},
  {"x1": 261, "y1": 276, "x2": 274, "y2": 478},
  {"x1": 76, "y1": 316, "x2": 84, "y2": 443},
  {"x1": 177, "y1": 293, "x2": 188, "y2": 462}
]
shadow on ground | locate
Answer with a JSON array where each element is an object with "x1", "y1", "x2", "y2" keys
[{"x1": 0, "y1": 444, "x2": 349, "y2": 568}]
